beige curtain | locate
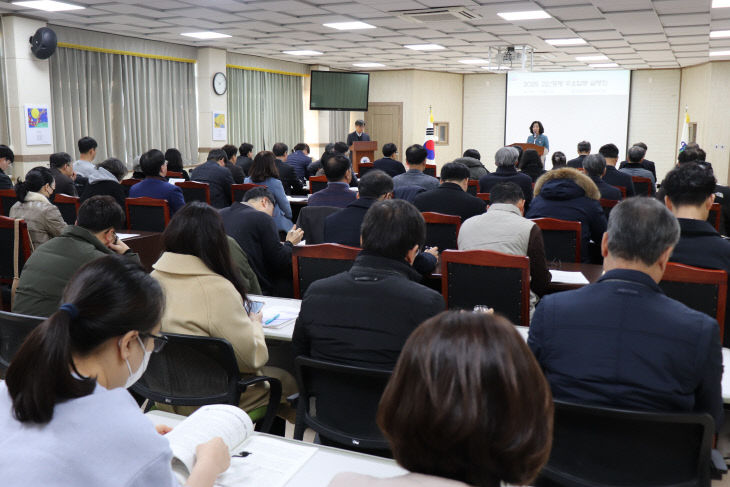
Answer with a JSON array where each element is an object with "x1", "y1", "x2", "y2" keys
[
  {"x1": 0, "y1": 22, "x2": 10, "y2": 144},
  {"x1": 329, "y1": 111, "x2": 349, "y2": 144},
  {"x1": 227, "y1": 67, "x2": 304, "y2": 152},
  {"x1": 50, "y1": 47, "x2": 196, "y2": 168}
]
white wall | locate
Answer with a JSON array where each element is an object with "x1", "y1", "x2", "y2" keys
[{"x1": 463, "y1": 73, "x2": 507, "y2": 171}]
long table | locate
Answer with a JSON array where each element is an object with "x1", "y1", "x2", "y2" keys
[{"x1": 146, "y1": 409, "x2": 405, "y2": 486}]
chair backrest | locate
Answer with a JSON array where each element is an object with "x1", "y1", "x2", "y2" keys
[
  {"x1": 422, "y1": 212, "x2": 461, "y2": 252},
  {"x1": 295, "y1": 355, "x2": 391, "y2": 452},
  {"x1": 175, "y1": 181, "x2": 210, "y2": 204},
  {"x1": 441, "y1": 249, "x2": 530, "y2": 326},
  {"x1": 466, "y1": 179, "x2": 478, "y2": 196},
  {"x1": 0, "y1": 310, "x2": 45, "y2": 375},
  {"x1": 660, "y1": 263, "x2": 727, "y2": 339},
  {"x1": 612, "y1": 185, "x2": 627, "y2": 199},
  {"x1": 631, "y1": 176, "x2": 653, "y2": 196},
  {"x1": 295, "y1": 205, "x2": 341, "y2": 245},
  {"x1": 0, "y1": 189, "x2": 18, "y2": 217},
  {"x1": 166, "y1": 171, "x2": 183, "y2": 178},
  {"x1": 532, "y1": 217, "x2": 582, "y2": 263},
  {"x1": 292, "y1": 243, "x2": 360, "y2": 299},
  {"x1": 132, "y1": 333, "x2": 242, "y2": 407},
  {"x1": 120, "y1": 178, "x2": 142, "y2": 197},
  {"x1": 0, "y1": 216, "x2": 33, "y2": 285},
  {"x1": 599, "y1": 198, "x2": 619, "y2": 220},
  {"x1": 708, "y1": 203, "x2": 721, "y2": 232},
  {"x1": 125, "y1": 197, "x2": 170, "y2": 232},
  {"x1": 539, "y1": 400, "x2": 713, "y2": 487},
  {"x1": 309, "y1": 175, "x2": 328, "y2": 194},
  {"x1": 424, "y1": 164, "x2": 437, "y2": 177},
  {"x1": 53, "y1": 193, "x2": 80, "y2": 225},
  {"x1": 231, "y1": 183, "x2": 264, "y2": 204},
  {"x1": 358, "y1": 162, "x2": 374, "y2": 178},
  {"x1": 476, "y1": 192, "x2": 490, "y2": 204}
]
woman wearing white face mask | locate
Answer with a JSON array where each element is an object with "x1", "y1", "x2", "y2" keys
[{"x1": 0, "y1": 256, "x2": 230, "y2": 487}]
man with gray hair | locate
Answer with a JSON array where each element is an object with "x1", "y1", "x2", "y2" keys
[
  {"x1": 620, "y1": 145, "x2": 656, "y2": 194},
  {"x1": 478, "y1": 146, "x2": 534, "y2": 208},
  {"x1": 583, "y1": 154, "x2": 621, "y2": 200},
  {"x1": 529, "y1": 197, "x2": 723, "y2": 429},
  {"x1": 567, "y1": 140, "x2": 591, "y2": 168}
]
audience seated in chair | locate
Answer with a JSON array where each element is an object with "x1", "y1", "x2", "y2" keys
[
  {"x1": 1, "y1": 256, "x2": 229, "y2": 486},
  {"x1": 272, "y1": 143, "x2": 305, "y2": 196},
  {"x1": 72, "y1": 136, "x2": 98, "y2": 179},
  {"x1": 236, "y1": 143, "x2": 254, "y2": 177},
  {"x1": 324, "y1": 170, "x2": 438, "y2": 277},
  {"x1": 221, "y1": 144, "x2": 245, "y2": 184},
  {"x1": 9, "y1": 166, "x2": 66, "y2": 249},
  {"x1": 80, "y1": 157, "x2": 128, "y2": 209},
  {"x1": 453, "y1": 148, "x2": 488, "y2": 181},
  {"x1": 164, "y1": 148, "x2": 190, "y2": 181},
  {"x1": 308, "y1": 154, "x2": 356, "y2": 208},
  {"x1": 566, "y1": 140, "x2": 590, "y2": 169},
  {"x1": 600, "y1": 143, "x2": 636, "y2": 198},
  {"x1": 190, "y1": 149, "x2": 234, "y2": 209},
  {"x1": 526, "y1": 167, "x2": 606, "y2": 264},
  {"x1": 582, "y1": 153, "x2": 621, "y2": 201},
  {"x1": 393, "y1": 144, "x2": 439, "y2": 192},
  {"x1": 286, "y1": 143, "x2": 312, "y2": 182},
  {"x1": 664, "y1": 162, "x2": 730, "y2": 346},
  {"x1": 307, "y1": 142, "x2": 334, "y2": 178},
  {"x1": 220, "y1": 187, "x2": 303, "y2": 297},
  {"x1": 620, "y1": 144, "x2": 656, "y2": 193},
  {"x1": 518, "y1": 149, "x2": 546, "y2": 183},
  {"x1": 330, "y1": 311, "x2": 552, "y2": 487},
  {"x1": 550, "y1": 151, "x2": 567, "y2": 170},
  {"x1": 293, "y1": 199, "x2": 445, "y2": 371},
  {"x1": 130, "y1": 149, "x2": 185, "y2": 214},
  {"x1": 244, "y1": 151, "x2": 294, "y2": 232},
  {"x1": 479, "y1": 146, "x2": 534, "y2": 209},
  {"x1": 372, "y1": 143, "x2": 406, "y2": 178},
  {"x1": 413, "y1": 162, "x2": 486, "y2": 222},
  {"x1": 619, "y1": 141, "x2": 657, "y2": 180},
  {"x1": 49, "y1": 152, "x2": 78, "y2": 197},
  {"x1": 528, "y1": 197, "x2": 723, "y2": 431},
  {"x1": 458, "y1": 182, "x2": 551, "y2": 315},
  {"x1": 0, "y1": 144, "x2": 13, "y2": 190},
  {"x1": 12, "y1": 196, "x2": 139, "y2": 318},
  {"x1": 151, "y1": 202, "x2": 296, "y2": 421}
]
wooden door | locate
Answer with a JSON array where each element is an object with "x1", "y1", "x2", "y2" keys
[{"x1": 364, "y1": 102, "x2": 403, "y2": 161}]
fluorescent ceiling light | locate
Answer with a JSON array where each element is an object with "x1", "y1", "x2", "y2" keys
[
  {"x1": 576, "y1": 55, "x2": 609, "y2": 61},
  {"x1": 589, "y1": 63, "x2": 619, "y2": 68},
  {"x1": 545, "y1": 38, "x2": 587, "y2": 46},
  {"x1": 710, "y1": 50, "x2": 730, "y2": 56},
  {"x1": 181, "y1": 32, "x2": 231, "y2": 39},
  {"x1": 459, "y1": 59, "x2": 488, "y2": 64},
  {"x1": 710, "y1": 30, "x2": 730, "y2": 38},
  {"x1": 324, "y1": 21, "x2": 375, "y2": 30},
  {"x1": 12, "y1": 0, "x2": 83, "y2": 11},
  {"x1": 405, "y1": 44, "x2": 445, "y2": 51},
  {"x1": 498, "y1": 10, "x2": 551, "y2": 21},
  {"x1": 712, "y1": 0, "x2": 730, "y2": 7},
  {"x1": 283, "y1": 50, "x2": 323, "y2": 56},
  {"x1": 353, "y1": 62, "x2": 385, "y2": 67}
]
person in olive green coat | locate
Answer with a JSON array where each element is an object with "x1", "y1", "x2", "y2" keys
[
  {"x1": 13, "y1": 196, "x2": 140, "y2": 317},
  {"x1": 227, "y1": 236, "x2": 262, "y2": 295}
]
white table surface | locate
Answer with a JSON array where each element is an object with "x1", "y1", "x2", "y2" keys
[
  {"x1": 146, "y1": 410, "x2": 406, "y2": 487},
  {"x1": 253, "y1": 295, "x2": 300, "y2": 342}
]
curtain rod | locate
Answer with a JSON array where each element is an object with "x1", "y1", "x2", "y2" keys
[
  {"x1": 226, "y1": 64, "x2": 308, "y2": 77},
  {"x1": 57, "y1": 42, "x2": 197, "y2": 64}
]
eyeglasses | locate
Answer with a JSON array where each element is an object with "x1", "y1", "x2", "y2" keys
[{"x1": 139, "y1": 332, "x2": 168, "y2": 353}]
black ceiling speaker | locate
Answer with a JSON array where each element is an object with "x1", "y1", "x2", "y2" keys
[{"x1": 29, "y1": 27, "x2": 57, "y2": 60}]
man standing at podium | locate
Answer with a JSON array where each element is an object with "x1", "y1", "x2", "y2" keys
[{"x1": 347, "y1": 119, "x2": 370, "y2": 147}]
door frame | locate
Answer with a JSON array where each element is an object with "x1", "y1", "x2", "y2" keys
[{"x1": 364, "y1": 102, "x2": 403, "y2": 161}]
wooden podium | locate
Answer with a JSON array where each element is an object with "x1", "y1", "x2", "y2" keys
[
  {"x1": 511, "y1": 142, "x2": 545, "y2": 156},
  {"x1": 351, "y1": 141, "x2": 377, "y2": 173}
]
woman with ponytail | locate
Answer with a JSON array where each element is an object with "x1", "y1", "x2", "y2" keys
[
  {"x1": 9, "y1": 166, "x2": 66, "y2": 247},
  {"x1": 0, "y1": 255, "x2": 229, "y2": 487}
]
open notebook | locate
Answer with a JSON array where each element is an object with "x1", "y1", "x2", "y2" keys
[{"x1": 165, "y1": 404, "x2": 316, "y2": 487}]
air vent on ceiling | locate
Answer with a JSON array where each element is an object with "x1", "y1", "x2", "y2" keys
[{"x1": 396, "y1": 7, "x2": 482, "y2": 24}]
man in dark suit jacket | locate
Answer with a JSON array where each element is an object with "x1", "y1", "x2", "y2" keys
[
  {"x1": 619, "y1": 142, "x2": 656, "y2": 180},
  {"x1": 479, "y1": 146, "x2": 534, "y2": 208},
  {"x1": 308, "y1": 155, "x2": 357, "y2": 208},
  {"x1": 236, "y1": 143, "x2": 254, "y2": 176},
  {"x1": 220, "y1": 187, "x2": 304, "y2": 296},
  {"x1": 130, "y1": 149, "x2": 186, "y2": 214},
  {"x1": 221, "y1": 144, "x2": 245, "y2": 184},
  {"x1": 413, "y1": 161, "x2": 486, "y2": 221},
  {"x1": 664, "y1": 163, "x2": 730, "y2": 346},
  {"x1": 583, "y1": 154, "x2": 621, "y2": 200},
  {"x1": 272, "y1": 142, "x2": 305, "y2": 195},
  {"x1": 600, "y1": 143, "x2": 635, "y2": 197},
  {"x1": 0, "y1": 144, "x2": 14, "y2": 189},
  {"x1": 346, "y1": 119, "x2": 370, "y2": 147},
  {"x1": 286, "y1": 143, "x2": 312, "y2": 181},
  {"x1": 190, "y1": 149, "x2": 235, "y2": 208},
  {"x1": 372, "y1": 143, "x2": 405, "y2": 178},
  {"x1": 528, "y1": 197, "x2": 723, "y2": 430},
  {"x1": 49, "y1": 152, "x2": 78, "y2": 197},
  {"x1": 566, "y1": 140, "x2": 591, "y2": 168}
]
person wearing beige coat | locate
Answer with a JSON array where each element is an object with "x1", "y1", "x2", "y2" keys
[
  {"x1": 151, "y1": 251, "x2": 297, "y2": 419},
  {"x1": 9, "y1": 166, "x2": 66, "y2": 249}
]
